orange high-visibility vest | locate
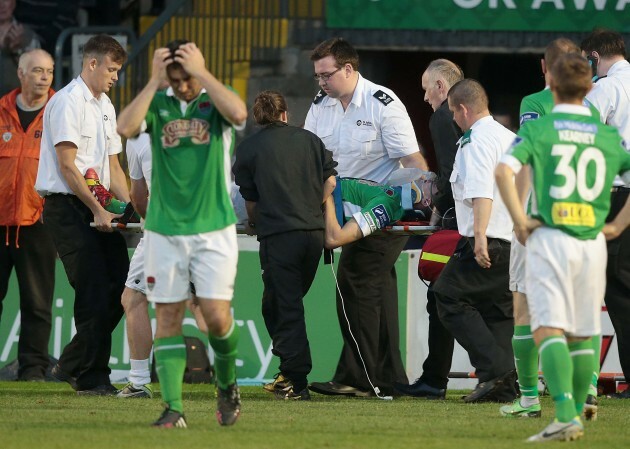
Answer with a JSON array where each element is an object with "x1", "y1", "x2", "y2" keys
[{"x1": 0, "y1": 88, "x2": 54, "y2": 226}]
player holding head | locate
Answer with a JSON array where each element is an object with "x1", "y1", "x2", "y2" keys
[
  {"x1": 496, "y1": 53, "x2": 630, "y2": 442},
  {"x1": 117, "y1": 39, "x2": 247, "y2": 428}
]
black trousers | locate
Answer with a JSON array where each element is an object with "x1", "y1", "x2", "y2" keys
[
  {"x1": 43, "y1": 194, "x2": 128, "y2": 389},
  {"x1": 260, "y1": 230, "x2": 323, "y2": 389},
  {"x1": 332, "y1": 233, "x2": 408, "y2": 393},
  {"x1": 0, "y1": 222, "x2": 56, "y2": 379},
  {"x1": 419, "y1": 284, "x2": 454, "y2": 390},
  {"x1": 605, "y1": 189, "x2": 630, "y2": 381},
  {"x1": 434, "y1": 237, "x2": 515, "y2": 386}
]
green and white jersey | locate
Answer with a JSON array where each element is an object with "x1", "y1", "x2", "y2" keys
[
  {"x1": 504, "y1": 104, "x2": 630, "y2": 240},
  {"x1": 144, "y1": 89, "x2": 237, "y2": 235},
  {"x1": 339, "y1": 178, "x2": 404, "y2": 236},
  {"x1": 519, "y1": 88, "x2": 599, "y2": 127}
]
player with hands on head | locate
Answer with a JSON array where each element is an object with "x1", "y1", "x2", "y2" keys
[{"x1": 117, "y1": 39, "x2": 247, "y2": 428}]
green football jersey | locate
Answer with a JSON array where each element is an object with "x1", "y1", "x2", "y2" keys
[
  {"x1": 340, "y1": 178, "x2": 404, "y2": 233},
  {"x1": 509, "y1": 108, "x2": 630, "y2": 239},
  {"x1": 519, "y1": 88, "x2": 599, "y2": 127},
  {"x1": 144, "y1": 90, "x2": 237, "y2": 235}
]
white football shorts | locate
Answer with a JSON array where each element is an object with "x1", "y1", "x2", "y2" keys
[
  {"x1": 125, "y1": 236, "x2": 146, "y2": 293},
  {"x1": 144, "y1": 225, "x2": 238, "y2": 303},
  {"x1": 526, "y1": 227, "x2": 606, "y2": 337},
  {"x1": 509, "y1": 233, "x2": 527, "y2": 294}
]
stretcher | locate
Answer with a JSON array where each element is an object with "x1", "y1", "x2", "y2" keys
[{"x1": 91, "y1": 221, "x2": 440, "y2": 235}]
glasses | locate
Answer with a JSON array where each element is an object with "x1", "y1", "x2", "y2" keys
[{"x1": 313, "y1": 67, "x2": 342, "y2": 82}]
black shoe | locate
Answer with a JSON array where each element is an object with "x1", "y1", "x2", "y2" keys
[
  {"x1": 608, "y1": 389, "x2": 630, "y2": 399},
  {"x1": 394, "y1": 379, "x2": 446, "y2": 399},
  {"x1": 216, "y1": 383, "x2": 241, "y2": 426},
  {"x1": 152, "y1": 407, "x2": 187, "y2": 428},
  {"x1": 309, "y1": 381, "x2": 372, "y2": 397},
  {"x1": 463, "y1": 370, "x2": 515, "y2": 403},
  {"x1": 50, "y1": 364, "x2": 78, "y2": 390},
  {"x1": 274, "y1": 385, "x2": 311, "y2": 400},
  {"x1": 76, "y1": 384, "x2": 119, "y2": 396}
]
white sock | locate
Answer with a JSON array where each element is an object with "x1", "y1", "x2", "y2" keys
[
  {"x1": 129, "y1": 358, "x2": 151, "y2": 387},
  {"x1": 520, "y1": 395, "x2": 540, "y2": 408}
]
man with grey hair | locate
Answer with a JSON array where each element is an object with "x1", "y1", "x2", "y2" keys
[
  {"x1": 395, "y1": 59, "x2": 463, "y2": 399},
  {"x1": 0, "y1": 48, "x2": 56, "y2": 381}
]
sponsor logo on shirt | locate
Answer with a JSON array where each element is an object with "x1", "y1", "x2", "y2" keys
[
  {"x1": 2, "y1": 132, "x2": 12, "y2": 142},
  {"x1": 551, "y1": 202, "x2": 595, "y2": 227},
  {"x1": 159, "y1": 109, "x2": 170, "y2": 118},
  {"x1": 371, "y1": 204, "x2": 390, "y2": 229},
  {"x1": 519, "y1": 112, "x2": 539, "y2": 126},
  {"x1": 356, "y1": 119, "x2": 373, "y2": 127},
  {"x1": 161, "y1": 118, "x2": 210, "y2": 148}
]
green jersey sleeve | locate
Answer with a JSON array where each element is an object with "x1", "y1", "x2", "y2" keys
[{"x1": 508, "y1": 126, "x2": 534, "y2": 166}]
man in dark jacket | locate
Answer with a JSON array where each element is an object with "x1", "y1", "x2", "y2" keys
[{"x1": 395, "y1": 59, "x2": 463, "y2": 399}]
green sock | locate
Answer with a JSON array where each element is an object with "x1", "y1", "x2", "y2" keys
[
  {"x1": 104, "y1": 198, "x2": 128, "y2": 215},
  {"x1": 154, "y1": 336, "x2": 187, "y2": 413},
  {"x1": 590, "y1": 334, "x2": 601, "y2": 395},
  {"x1": 513, "y1": 325, "x2": 539, "y2": 398},
  {"x1": 569, "y1": 339, "x2": 595, "y2": 416},
  {"x1": 539, "y1": 336, "x2": 576, "y2": 422},
  {"x1": 209, "y1": 320, "x2": 240, "y2": 390}
]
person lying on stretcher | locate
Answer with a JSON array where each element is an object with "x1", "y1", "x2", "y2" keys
[{"x1": 324, "y1": 169, "x2": 437, "y2": 249}]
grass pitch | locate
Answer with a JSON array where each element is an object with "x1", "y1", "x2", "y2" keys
[{"x1": 2, "y1": 382, "x2": 629, "y2": 449}]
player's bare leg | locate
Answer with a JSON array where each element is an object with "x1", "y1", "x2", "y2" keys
[{"x1": 119, "y1": 287, "x2": 154, "y2": 398}]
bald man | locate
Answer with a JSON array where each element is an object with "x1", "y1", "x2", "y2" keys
[{"x1": 0, "y1": 49, "x2": 56, "y2": 381}]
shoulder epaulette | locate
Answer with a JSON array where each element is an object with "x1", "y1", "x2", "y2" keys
[
  {"x1": 460, "y1": 130, "x2": 472, "y2": 147},
  {"x1": 373, "y1": 90, "x2": 394, "y2": 106},
  {"x1": 313, "y1": 90, "x2": 327, "y2": 104}
]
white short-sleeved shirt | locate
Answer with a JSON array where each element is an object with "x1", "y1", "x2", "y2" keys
[
  {"x1": 450, "y1": 115, "x2": 514, "y2": 240},
  {"x1": 35, "y1": 76, "x2": 122, "y2": 196},
  {"x1": 586, "y1": 59, "x2": 630, "y2": 186},
  {"x1": 126, "y1": 132, "x2": 152, "y2": 192},
  {"x1": 304, "y1": 74, "x2": 419, "y2": 184}
]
